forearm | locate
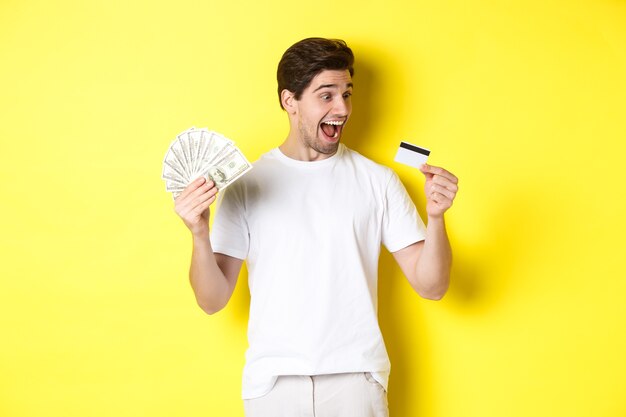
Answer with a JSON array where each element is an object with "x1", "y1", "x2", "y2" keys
[
  {"x1": 189, "y1": 233, "x2": 232, "y2": 314},
  {"x1": 412, "y1": 216, "x2": 452, "y2": 300},
  {"x1": 393, "y1": 164, "x2": 457, "y2": 300}
]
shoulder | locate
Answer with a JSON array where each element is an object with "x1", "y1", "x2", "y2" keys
[
  {"x1": 249, "y1": 148, "x2": 283, "y2": 172},
  {"x1": 221, "y1": 148, "x2": 279, "y2": 198},
  {"x1": 340, "y1": 146, "x2": 396, "y2": 184},
  {"x1": 233, "y1": 149, "x2": 279, "y2": 185}
]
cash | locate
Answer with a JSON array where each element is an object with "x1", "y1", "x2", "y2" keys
[{"x1": 161, "y1": 127, "x2": 253, "y2": 199}]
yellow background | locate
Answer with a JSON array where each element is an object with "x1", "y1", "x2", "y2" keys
[{"x1": 1, "y1": 0, "x2": 625, "y2": 416}]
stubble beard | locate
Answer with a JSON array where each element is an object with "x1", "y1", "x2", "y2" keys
[{"x1": 298, "y1": 123, "x2": 340, "y2": 156}]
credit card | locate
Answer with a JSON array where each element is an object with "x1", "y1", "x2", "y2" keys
[{"x1": 394, "y1": 141, "x2": 430, "y2": 168}]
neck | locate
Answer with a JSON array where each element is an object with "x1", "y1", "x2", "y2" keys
[{"x1": 279, "y1": 132, "x2": 338, "y2": 162}]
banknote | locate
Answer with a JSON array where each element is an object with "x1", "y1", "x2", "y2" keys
[
  {"x1": 161, "y1": 127, "x2": 252, "y2": 199},
  {"x1": 197, "y1": 148, "x2": 253, "y2": 190}
]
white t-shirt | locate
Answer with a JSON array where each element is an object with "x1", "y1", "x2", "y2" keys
[{"x1": 210, "y1": 144, "x2": 426, "y2": 399}]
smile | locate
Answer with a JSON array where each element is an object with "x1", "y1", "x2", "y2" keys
[{"x1": 320, "y1": 120, "x2": 345, "y2": 139}]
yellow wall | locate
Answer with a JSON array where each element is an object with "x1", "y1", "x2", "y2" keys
[{"x1": 1, "y1": 1, "x2": 625, "y2": 416}]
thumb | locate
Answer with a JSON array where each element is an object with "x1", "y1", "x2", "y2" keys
[{"x1": 419, "y1": 163, "x2": 433, "y2": 178}]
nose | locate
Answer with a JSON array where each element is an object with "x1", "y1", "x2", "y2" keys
[{"x1": 332, "y1": 95, "x2": 351, "y2": 117}]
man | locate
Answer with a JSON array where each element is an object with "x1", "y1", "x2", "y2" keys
[{"x1": 174, "y1": 38, "x2": 458, "y2": 417}]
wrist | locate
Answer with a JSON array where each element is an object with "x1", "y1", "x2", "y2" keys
[
  {"x1": 191, "y1": 226, "x2": 210, "y2": 241},
  {"x1": 427, "y1": 214, "x2": 446, "y2": 228}
]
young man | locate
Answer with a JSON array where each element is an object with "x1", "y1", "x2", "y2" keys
[{"x1": 174, "y1": 38, "x2": 458, "y2": 417}]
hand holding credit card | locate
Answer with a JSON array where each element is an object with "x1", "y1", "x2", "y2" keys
[
  {"x1": 393, "y1": 140, "x2": 459, "y2": 218},
  {"x1": 394, "y1": 141, "x2": 430, "y2": 168}
]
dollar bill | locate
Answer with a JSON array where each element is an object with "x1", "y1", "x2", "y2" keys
[
  {"x1": 192, "y1": 130, "x2": 211, "y2": 177},
  {"x1": 162, "y1": 164, "x2": 188, "y2": 186},
  {"x1": 177, "y1": 131, "x2": 193, "y2": 177},
  {"x1": 166, "y1": 139, "x2": 191, "y2": 180},
  {"x1": 202, "y1": 132, "x2": 233, "y2": 166},
  {"x1": 166, "y1": 182, "x2": 186, "y2": 192},
  {"x1": 161, "y1": 128, "x2": 252, "y2": 199},
  {"x1": 198, "y1": 148, "x2": 253, "y2": 190},
  {"x1": 163, "y1": 150, "x2": 189, "y2": 181}
]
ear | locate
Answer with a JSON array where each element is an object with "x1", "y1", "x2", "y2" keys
[{"x1": 281, "y1": 89, "x2": 297, "y2": 114}]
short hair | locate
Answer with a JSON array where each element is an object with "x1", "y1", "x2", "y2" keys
[{"x1": 277, "y1": 37, "x2": 354, "y2": 109}]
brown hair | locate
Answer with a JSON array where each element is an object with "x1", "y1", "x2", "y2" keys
[{"x1": 277, "y1": 37, "x2": 354, "y2": 109}]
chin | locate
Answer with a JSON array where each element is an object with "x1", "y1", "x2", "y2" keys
[
  {"x1": 304, "y1": 134, "x2": 340, "y2": 155},
  {"x1": 316, "y1": 140, "x2": 340, "y2": 155}
]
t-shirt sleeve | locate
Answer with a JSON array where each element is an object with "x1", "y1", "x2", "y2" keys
[
  {"x1": 210, "y1": 181, "x2": 249, "y2": 260},
  {"x1": 381, "y1": 170, "x2": 427, "y2": 252}
]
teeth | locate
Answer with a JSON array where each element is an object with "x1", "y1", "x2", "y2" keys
[{"x1": 322, "y1": 120, "x2": 344, "y2": 126}]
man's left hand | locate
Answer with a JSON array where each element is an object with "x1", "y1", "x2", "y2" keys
[{"x1": 419, "y1": 164, "x2": 459, "y2": 219}]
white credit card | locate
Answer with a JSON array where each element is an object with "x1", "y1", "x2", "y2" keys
[{"x1": 394, "y1": 141, "x2": 430, "y2": 168}]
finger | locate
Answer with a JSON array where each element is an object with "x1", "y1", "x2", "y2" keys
[
  {"x1": 430, "y1": 191, "x2": 452, "y2": 206},
  {"x1": 177, "y1": 189, "x2": 214, "y2": 219},
  {"x1": 191, "y1": 194, "x2": 217, "y2": 216},
  {"x1": 432, "y1": 175, "x2": 459, "y2": 193},
  {"x1": 421, "y1": 164, "x2": 458, "y2": 184},
  {"x1": 418, "y1": 164, "x2": 434, "y2": 179},
  {"x1": 177, "y1": 180, "x2": 215, "y2": 209},
  {"x1": 178, "y1": 177, "x2": 207, "y2": 201},
  {"x1": 425, "y1": 164, "x2": 458, "y2": 184},
  {"x1": 428, "y1": 184, "x2": 455, "y2": 201},
  {"x1": 186, "y1": 186, "x2": 217, "y2": 213}
]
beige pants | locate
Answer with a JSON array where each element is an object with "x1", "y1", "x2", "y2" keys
[{"x1": 243, "y1": 372, "x2": 389, "y2": 417}]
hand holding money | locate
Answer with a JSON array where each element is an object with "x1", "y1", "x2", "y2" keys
[
  {"x1": 163, "y1": 127, "x2": 253, "y2": 236},
  {"x1": 162, "y1": 127, "x2": 253, "y2": 199},
  {"x1": 174, "y1": 177, "x2": 218, "y2": 238}
]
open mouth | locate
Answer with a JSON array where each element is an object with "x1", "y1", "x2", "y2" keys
[{"x1": 320, "y1": 120, "x2": 345, "y2": 141}]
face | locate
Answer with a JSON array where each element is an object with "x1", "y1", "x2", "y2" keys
[{"x1": 291, "y1": 69, "x2": 353, "y2": 156}]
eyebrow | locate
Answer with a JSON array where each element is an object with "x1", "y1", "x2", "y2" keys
[{"x1": 312, "y1": 82, "x2": 354, "y2": 93}]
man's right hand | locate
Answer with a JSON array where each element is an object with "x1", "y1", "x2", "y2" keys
[{"x1": 174, "y1": 177, "x2": 219, "y2": 238}]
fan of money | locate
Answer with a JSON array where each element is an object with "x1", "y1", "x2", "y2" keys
[{"x1": 162, "y1": 127, "x2": 253, "y2": 199}]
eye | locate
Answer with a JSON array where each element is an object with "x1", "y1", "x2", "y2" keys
[
  {"x1": 343, "y1": 92, "x2": 352, "y2": 99},
  {"x1": 320, "y1": 93, "x2": 331, "y2": 101}
]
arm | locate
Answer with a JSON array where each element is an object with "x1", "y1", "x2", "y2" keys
[
  {"x1": 175, "y1": 177, "x2": 243, "y2": 314},
  {"x1": 392, "y1": 164, "x2": 458, "y2": 300}
]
